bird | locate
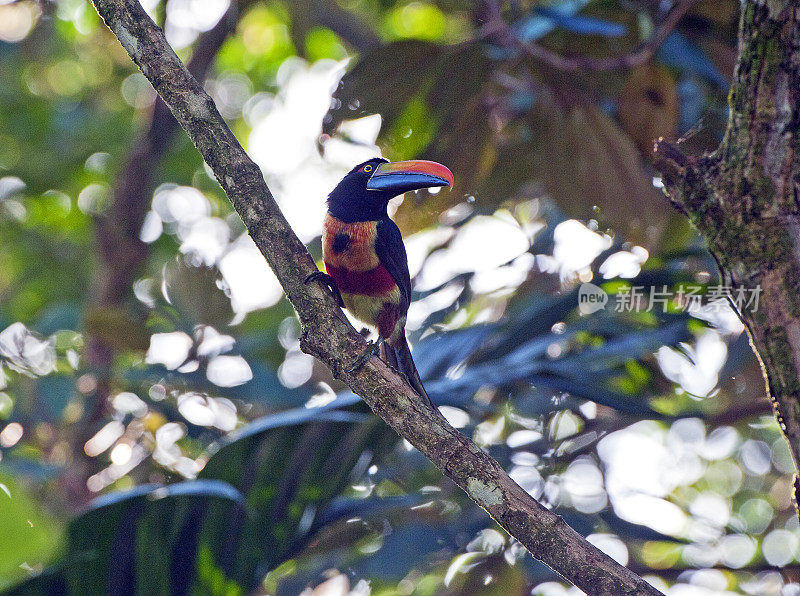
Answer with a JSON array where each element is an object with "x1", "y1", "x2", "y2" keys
[{"x1": 307, "y1": 157, "x2": 453, "y2": 406}]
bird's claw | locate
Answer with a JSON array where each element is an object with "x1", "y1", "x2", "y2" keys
[
  {"x1": 347, "y1": 336, "x2": 384, "y2": 373},
  {"x1": 305, "y1": 271, "x2": 344, "y2": 308}
]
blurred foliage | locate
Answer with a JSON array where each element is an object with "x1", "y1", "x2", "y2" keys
[
  {"x1": 0, "y1": 471, "x2": 63, "y2": 587},
  {"x1": 2, "y1": 0, "x2": 798, "y2": 595}
]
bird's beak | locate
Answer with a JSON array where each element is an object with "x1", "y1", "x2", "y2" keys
[{"x1": 366, "y1": 160, "x2": 454, "y2": 194}]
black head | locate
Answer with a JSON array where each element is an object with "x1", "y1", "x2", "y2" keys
[{"x1": 327, "y1": 157, "x2": 453, "y2": 222}]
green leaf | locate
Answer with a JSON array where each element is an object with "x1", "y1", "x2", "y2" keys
[
  {"x1": 0, "y1": 470, "x2": 64, "y2": 590},
  {"x1": 5, "y1": 481, "x2": 245, "y2": 595},
  {"x1": 198, "y1": 407, "x2": 387, "y2": 586}
]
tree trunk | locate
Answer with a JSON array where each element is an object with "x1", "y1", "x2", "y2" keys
[{"x1": 655, "y1": 2, "x2": 800, "y2": 506}]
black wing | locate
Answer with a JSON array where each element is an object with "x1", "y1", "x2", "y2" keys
[{"x1": 374, "y1": 218, "x2": 412, "y2": 313}]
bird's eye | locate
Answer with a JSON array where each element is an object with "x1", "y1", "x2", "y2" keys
[{"x1": 363, "y1": 165, "x2": 373, "y2": 172}]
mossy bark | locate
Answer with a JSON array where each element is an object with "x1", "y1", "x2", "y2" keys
[{"x1": 655, "y1": 2, "x2": 800, "y2": 505}]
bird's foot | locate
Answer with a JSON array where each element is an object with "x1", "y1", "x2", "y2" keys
[
  {"x1": 347, "y1": 336, "x2": 385, "y2": 373},
  {"x1": 304, "y1": 271, "x2": 344, "y2": 308}
]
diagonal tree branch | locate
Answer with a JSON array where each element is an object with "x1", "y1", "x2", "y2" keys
[
  {"x1": 88, "y1": 1, "x2": 662, "y2": 593},
  {"x1": 313, "y1": 0, "x2": 380, "y2": 52},
  {"x1": 654, "y1": 2, "x2": 800, "y2": 513}
]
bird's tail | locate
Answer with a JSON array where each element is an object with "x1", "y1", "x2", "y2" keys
[{"x1": 381, "y1": 336, "x2": 434, "y2": 408}]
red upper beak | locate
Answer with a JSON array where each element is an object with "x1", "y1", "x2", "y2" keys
[{"x1": 366, "y1": 160, "x2": 454, "y2": 194}]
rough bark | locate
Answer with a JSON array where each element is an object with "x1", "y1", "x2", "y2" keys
[
  {"x1": 654, "y1": 2, "x2": 800, "y2": 505},
  {"x1": 89, "y1": 0, "x2": 662, "y2": 593}
]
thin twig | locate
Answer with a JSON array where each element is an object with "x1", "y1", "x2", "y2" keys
[
  {"x1": 88, "y1": 0, "x2": 663, "y2": 593},
  {"x1": 489, "y1": 0, "x2": 696, "y2": 72}
]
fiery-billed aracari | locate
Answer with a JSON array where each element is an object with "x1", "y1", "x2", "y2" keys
[{"x1": 307, "y1": 158, "x2": 453, "y2": 405}]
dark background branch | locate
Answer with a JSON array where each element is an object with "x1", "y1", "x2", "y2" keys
[
  {"x1": 483, "y1": 0, "x2": 696, "y2": 72},
  {"x1": 66, "y1": 4, "x2": 239, "y2": 506}
]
